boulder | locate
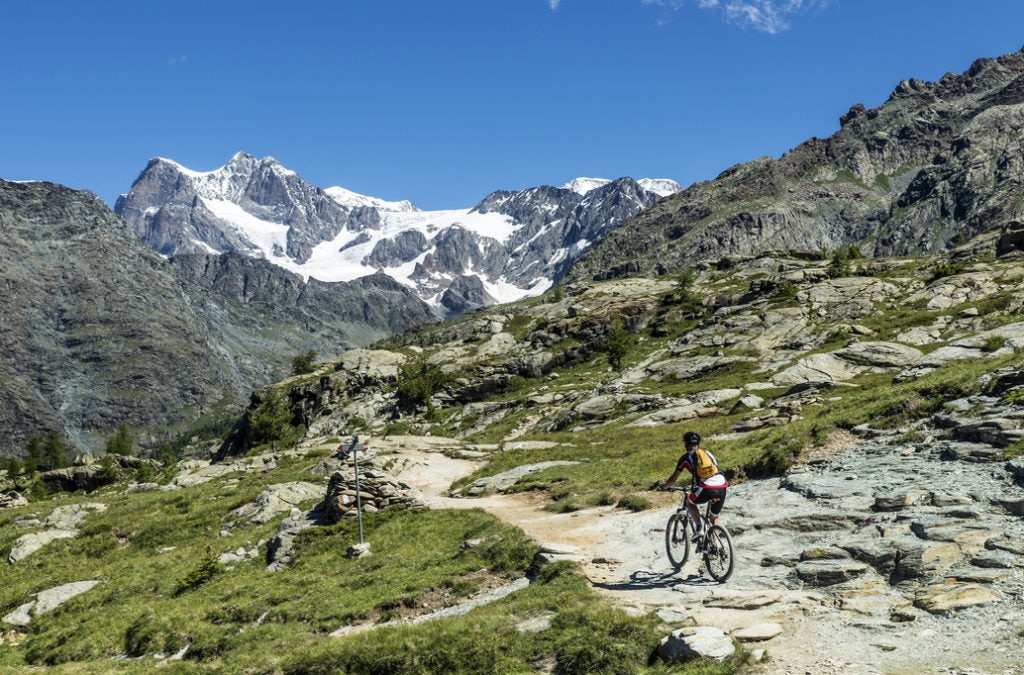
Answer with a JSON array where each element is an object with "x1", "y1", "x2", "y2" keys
[
  {"x1": 657, "y1": 626, "x2": 735, "y2": 664},
  {"x1": 0, "y1": 491, "x2": 28, "y2": 509},
  {"x1": 731, "y1": 622, "x2": 783, "y2": 643},
  {"x1": 833, "y1": 341, "x2": 923, "y2": 367}
]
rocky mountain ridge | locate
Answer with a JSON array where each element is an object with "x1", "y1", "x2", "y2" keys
[
  {"x1": 115, "y1": 153, "x2": 680, "y2": 316},
  {"x1": 568, "y1": 46, "x2": 1024, "y2": 283}
]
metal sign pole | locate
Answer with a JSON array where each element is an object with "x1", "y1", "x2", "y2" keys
[{"x1": 350, "y1": 434, "x2": 364, "y2": 545}]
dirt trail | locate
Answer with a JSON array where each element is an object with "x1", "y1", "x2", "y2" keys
[
  {"x1": 392, "y1": 449, "x2": 818, "y2": 669},
  {"x1": 389, "y1": 447, "x2": 1018, "y2": 674}
]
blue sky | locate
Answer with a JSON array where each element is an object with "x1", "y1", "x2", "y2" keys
[{"x1": 3, "y1": 1, "x2": 1024, "y2": 211}]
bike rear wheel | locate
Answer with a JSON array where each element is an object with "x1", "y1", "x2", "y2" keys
[
  {"x1": 665, "y1": 512, "x2": 690, "y2": 569},
  {"x1": 703, "y1": 525, "x2": 734, "y2": 581}
]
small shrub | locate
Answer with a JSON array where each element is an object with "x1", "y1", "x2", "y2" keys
[
  {"x1": 383, "y1": 420, "x2": 411, "y2": 436},
  {"x1": 827, "y1": 251, "x2": 852, "y2": 278},
  {"x1": 292, "y1": 349, "x2": 318, "y2": 375},
  {"x1": 1002, "y1": 389, "x2": 1024, "y2": 405},
  {"x1": 174, "y1": 549, "x2": 223, "y2": 595},
  {"x1": 96, "y1": 454, "x2": 121, "y2": 485},
  {"x1": 589, "y1": 490, "x2": 617, "y2": 507},
  {"x1": 615, "y1": 494, "x2": 650, "y2": 512},
  {"x1": 930, "y1": 262, "x2": 966, "y2": 281},
  {"x1": 773, "y1": 282, "x2": 799, "y2": 300},
  {"x1": 544, "y1": 499, "x2": 581, "y2": 514},
  {"x1": 124, "y1": 612, "x2": 183, "y2": 658},
  {"x1": 604, "y1": 324, "x2": 633, "y2": 371},
  {"x1": 396, "y1": 358, "x2": 450, "y2": 412},
  {"x1": 1005, "y1": 438, "x2": 1024, "y2": 459},
  {"x1": 981, "y1": 335, "x2": 1006, "y2": 353}
]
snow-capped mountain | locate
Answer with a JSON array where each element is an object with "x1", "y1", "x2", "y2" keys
[{"x1": 115, "y1": 152, "x2": 681, "y2": 317}]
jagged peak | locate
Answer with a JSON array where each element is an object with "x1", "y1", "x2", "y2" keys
[
  {"x1": 561, "y1": 176, "x2": 681, "y2": 198},
  {"x1": 561, "y1": 177, "x2": 612, "y2": 195}
]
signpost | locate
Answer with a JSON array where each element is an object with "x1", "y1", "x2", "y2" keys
[
  {"x1": 339, "y1": 434, "x2": 371, "y2": 557},
  {"x1": 350, "y1": 434, "x2": 365, "y2": 545}
]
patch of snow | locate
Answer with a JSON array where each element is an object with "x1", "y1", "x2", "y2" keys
[
  {"x1": 201, "y1": 198, "x2": 288, "y2": 260},
  {"x1": 324, "y1": 186, "x2": 419, "y2": 213}
]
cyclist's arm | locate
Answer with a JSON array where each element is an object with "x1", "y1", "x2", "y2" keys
[{"x1": 661, "y1": 467, "x2": 684, "y2": 489}]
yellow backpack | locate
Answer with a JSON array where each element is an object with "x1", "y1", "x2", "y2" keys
[{"x1": 693, "y1": 446, "x2": 718, "y2": 479}]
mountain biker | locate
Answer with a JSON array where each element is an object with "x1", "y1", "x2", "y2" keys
[{"x1": 655, "y1": 430, "x2": 727, "y2": 540}]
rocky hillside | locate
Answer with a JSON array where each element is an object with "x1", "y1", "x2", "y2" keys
[
  {"x1": 567, "y1": 46, "x2": 1024, "y2": 283},
  {"x1": 0, "y1": 180, "x2": 432, "y2": 457}
]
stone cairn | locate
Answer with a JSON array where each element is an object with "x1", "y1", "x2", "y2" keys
[{"x1": 324, "y1": 467, "x2": 425, "y2": 523}]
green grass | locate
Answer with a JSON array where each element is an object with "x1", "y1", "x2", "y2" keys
[
  {"x1": 0, "y1": 485, "x2": 539, "y2": 671},
  {"x1": 0, "y1": 482, "x2": 743, "y2": 674},
  {"x1": 275, "y1": 562, "x2": 747, "y2": 675}
]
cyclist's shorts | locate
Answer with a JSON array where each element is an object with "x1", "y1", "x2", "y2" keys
[{"x1": 688, "y1": 487, "x2": 726, "y2": 515}]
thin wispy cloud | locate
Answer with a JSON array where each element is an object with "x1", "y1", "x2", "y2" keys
[
  {"x1": 644, "y1": 0, "x2": 832, "y2": 34},
  {"x1": 549, "y1": 0, "x2": 561, "y2": 8}
]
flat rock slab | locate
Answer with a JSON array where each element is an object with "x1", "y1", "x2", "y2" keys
[
  {"x1": 914, "y1": 581, "x2": 1003, "y2": 614},
  {"x1": 795, "y1": 560, "x2": 870, "y2": 586},
  {"x1": 732, "y1": 622, "x2": 783, "y2": 642},
  {"x1": 3, "y1": 580, "x2": 101, "y2": 626}
]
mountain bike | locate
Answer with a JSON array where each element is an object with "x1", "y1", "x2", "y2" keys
[{"x1": 663, "y1": 487, "x2": 734, "y2": 582}]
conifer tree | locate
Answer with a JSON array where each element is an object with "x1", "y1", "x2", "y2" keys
[{"x1": 42, "y1": 431, "x2": 69, "y2": 470}]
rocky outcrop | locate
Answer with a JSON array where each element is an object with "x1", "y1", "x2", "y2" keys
[
  {"x1": 236, "y1": 252, "x2": 1024, "y2": 454},
  {"x1": 228, "y1": 482, "x2": 324, "y2": 525},
  {"x1": 0, "y1": 491, "x2": 28, "y2": 510},
  {"x1": 264, "y1": 456, "x2": 426, "y2": 570}
]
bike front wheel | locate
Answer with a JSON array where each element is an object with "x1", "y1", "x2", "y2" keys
[
  {"x1": 703, "y1": 525, "x2": 734, "y2": 582},
  {"x1": 665, "y1": 512, "x2": 690, "y2": 569}
]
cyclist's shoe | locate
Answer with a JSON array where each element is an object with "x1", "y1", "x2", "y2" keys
[{"x1": 691, "y1": 528, "x2": 703, "y2": 543}]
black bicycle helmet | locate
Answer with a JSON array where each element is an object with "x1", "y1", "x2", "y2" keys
[{"x1": 683, "y1": 431, "x2": 701, "y2": 447}]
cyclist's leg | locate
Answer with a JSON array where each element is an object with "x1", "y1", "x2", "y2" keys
[
  {"x1": 704, "y1": 496, "x2": 724, "y2": 554},
  {"x1": 685, "y1": 489, "x2": 702, "y2": 528},
  {"x1": 706, "y1": 489, "x2": 726, "y2": 526}
]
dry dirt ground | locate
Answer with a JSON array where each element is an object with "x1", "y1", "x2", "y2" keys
[{"x1": 383, "y1": 443, "x2": 1021, "y2": 675}]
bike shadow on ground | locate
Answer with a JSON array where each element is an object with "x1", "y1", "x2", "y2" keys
[{"x1": 591, "y1": 567, "x2": 721, "y2": 592}]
